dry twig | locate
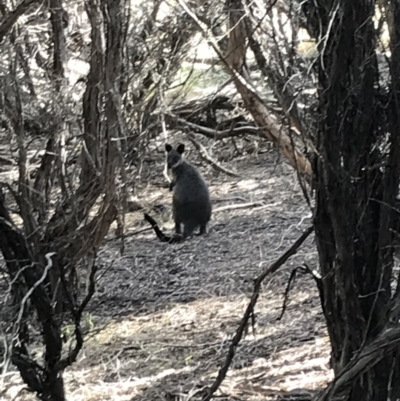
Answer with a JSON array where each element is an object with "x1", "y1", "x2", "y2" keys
[
  {"x1": 186, "y1": 133, "x2": 241, "y2": 178},
  {"x1": 202, "y1": 225, "x2": 314, "y2": 401}
]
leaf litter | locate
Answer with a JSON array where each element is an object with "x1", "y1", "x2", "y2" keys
[{"x1": 2, "y1": 148, "x2": 333, "y2": 401}]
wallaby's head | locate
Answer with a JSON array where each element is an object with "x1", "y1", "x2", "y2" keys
[{"x1": 165, "y1": 143, "x2": 185, "y2": 169}]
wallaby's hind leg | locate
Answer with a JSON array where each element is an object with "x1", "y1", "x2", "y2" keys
[
  {"x1": 183, "y1": 221, "x2": 198, "y2": 239},
  {"x1": 199, "y1": 224, "x2": 207, "y2": 235},
  {"x1": 173, "y1": 207, "x2": 181, "y2": 234}
]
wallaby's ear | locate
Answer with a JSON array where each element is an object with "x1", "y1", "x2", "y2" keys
[
  {"x1": 165, "y1": 144, "x2": 172, "y2": 152},
  {"x1": 177, "y1": 144, "x2": 185, "y2": 154}
]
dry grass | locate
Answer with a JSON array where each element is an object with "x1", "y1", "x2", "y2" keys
[{"x1": 1, "y1": 145, "x2": 332, "y2": 401}]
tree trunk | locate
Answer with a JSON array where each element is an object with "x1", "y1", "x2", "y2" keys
[
  {"x1": 40, "y1": 379, "x2": 65, "y2": 401},
  {"x1": 308, "y1": 0, "x2": 400, "y2": 399}
]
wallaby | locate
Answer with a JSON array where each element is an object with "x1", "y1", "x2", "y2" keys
[{"x1": 144, "y1": 143, "x2": 212, "y2": 243}]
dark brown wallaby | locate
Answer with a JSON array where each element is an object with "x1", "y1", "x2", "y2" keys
[{"x1": 144, "y1": 143, "x2": 212, "y2": 243}]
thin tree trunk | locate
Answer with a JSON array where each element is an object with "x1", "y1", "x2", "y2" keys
[
  {"x1": 225, "y1": 0, "x2": 311, "y2": 181},
  {"x1": 49, "y1": 0, "x2": 66, "y2": 90}
]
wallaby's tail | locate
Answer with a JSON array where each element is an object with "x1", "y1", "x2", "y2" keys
[{"x1": 143, "y1": 213, "x2": 181, "y2": 244}]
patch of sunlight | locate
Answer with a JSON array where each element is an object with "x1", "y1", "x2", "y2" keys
[
  {"x1": 188, "y1": 33, "x2": 218, "y2": 60},
  {"x1": 278, "y1": 360, "x2": 334, "y2": 391},
  {"x1": 297, "y1": 28, "x2": 312, "y2": 42},
  {"x1": 237, "y1": 179, "x2": 260, "y2": 191},
  {"x1": 166, "y1": 60, "x2": 231, "y2": 102},
  {"x1": 296, "y1": 40, "x2": 318, "y2": 58},
  {"x1": 374, "y1": 4, "x2": 390, "y2": 54},
  {"x1": 89, "y1": 295, "x2": 250, "y2": 346},
  {"x1": 66, "y1": 58, "x2": 90, "y2": 86},
  {"x1": 67, "y1": 365, "x2": 195, "y2": 401}
]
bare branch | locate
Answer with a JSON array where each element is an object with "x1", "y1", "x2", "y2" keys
[
  {"x1": 177, "y1": 0, "x2": 312, "y2": 181},
  {"x1": 203, "y1": 225, "x2": 314, "y2": 401},
  {"x1": 186, "y1": 133, "x2": 241, "y2": 177},
  {"x1": 49, "y1": 0, "x2": 67, "y2": 88}
]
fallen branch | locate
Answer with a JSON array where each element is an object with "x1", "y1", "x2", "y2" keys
[
  {"x1": 177, "y1": 116, "x2": 260, "y2": 139},
  {"x1": 186, "y1": 133, "x2": 241, "y2": 178},
  {"x1": 213, "y1": 196, "x2": 248, "y2": 203},
  {"x1": 213, "y1": 202, "x2": 264, "y2": 213},
  {"x1": 202, "y1": 225, "x2": 314, "y2": 401}
]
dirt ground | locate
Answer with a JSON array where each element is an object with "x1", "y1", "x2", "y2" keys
[{"x1": 1, "y1": 145, "x2": 333, "y2": 401}]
